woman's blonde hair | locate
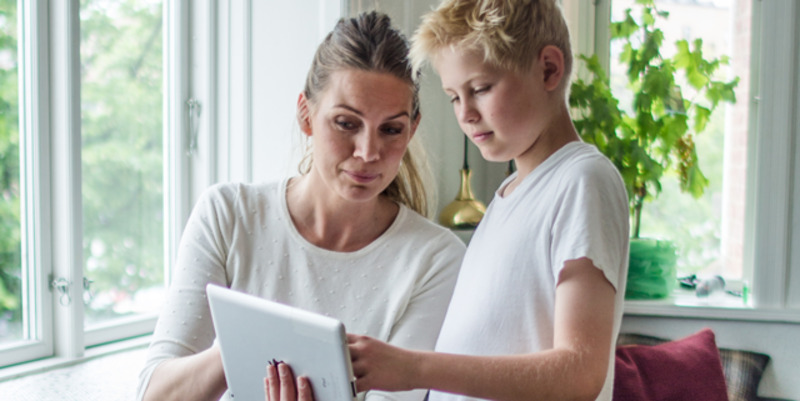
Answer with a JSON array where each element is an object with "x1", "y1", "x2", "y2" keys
[
  {"x1": 298, "y1": 11, "x2": 431, "y2": 217},
  {"x1": 411, "y1": 0, "x2": 573, "y2": 90}
]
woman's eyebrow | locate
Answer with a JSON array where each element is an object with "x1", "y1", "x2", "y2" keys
[{"x1": 334, "y1": 104, "x2": 409, "y2": 121}]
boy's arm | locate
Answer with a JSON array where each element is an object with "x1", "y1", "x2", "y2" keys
[{"x1": 350, "y1": 257, "x2": 616, "y2": 401}]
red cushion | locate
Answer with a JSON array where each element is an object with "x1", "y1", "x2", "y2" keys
[{"x1": 614, "y1": 328, "x2": 729, "y2": 401}]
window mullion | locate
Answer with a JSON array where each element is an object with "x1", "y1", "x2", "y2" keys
[
  {"x1": 48, "y1": 0, "x2": 84, "y2": 358},
  {"x1": 749, "y1": 0, "x2": 796, "y2": 310},
  {"x1": 165, "y1": 0, "x2": 191, "y2": 287}
]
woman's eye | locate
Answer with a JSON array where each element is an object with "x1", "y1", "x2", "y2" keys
[
  {"x1": 335, "y1": 120, "x2": 358, "y2": 130},
  {"x1": 381, "y1": 125, "x2": 404, "y2": 135}
]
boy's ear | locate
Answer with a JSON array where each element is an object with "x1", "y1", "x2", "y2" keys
[
  {"x1": 538, "y1": 45, "x2": 565, "y2": 92},
  {"x1": 297, "y1": 93, "x2": 312, "y2": 135}
]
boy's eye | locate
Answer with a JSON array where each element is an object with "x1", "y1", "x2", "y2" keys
[
  {"x1": 448, "y1": 95, "x2": 460, "y2": 103},
  {"x1": 474, "y1": 85, "x2": 490, "y2": 94}
]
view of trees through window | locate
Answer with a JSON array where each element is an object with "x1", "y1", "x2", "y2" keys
[
  {"x1": 0, "y1": 0, "x2": 20, "y2": 346},
  {"x1": 80, "y1": 0, "x2": 165, "y2": 329},
  {"x1": 609, "y1": 0, "x2": 751, "y2": 280},
  {"x1": 0, "y1": 0, "x2": 165, "y2": 349}
]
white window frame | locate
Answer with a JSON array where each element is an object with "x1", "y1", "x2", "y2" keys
[
  {"x1": 0, "y1": 0, "x2": 54, "y2": 368},
  {"x1": 565, "y1": 0, "x2": 800, "y2": 321},
  {"x1": 0, "y1": 0, "x2": 189, "y2": 371}
]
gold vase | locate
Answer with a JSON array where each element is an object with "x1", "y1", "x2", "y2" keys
[{"x1": 439, "y1": 169, "x2": 487, "y2": 229}]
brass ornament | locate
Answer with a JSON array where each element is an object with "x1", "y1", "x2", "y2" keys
[
  {"x1": 439, "y1": 168, "x2": 486, "y2": 228},
  {"x1": 439, "y1": 136, "x2": 486, "y2": 229}
]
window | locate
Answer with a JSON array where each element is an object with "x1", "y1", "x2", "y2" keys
[
  {"x1": 80, "y1": 0, "x2": 165, "y2": 335},
  {"x1": 607, "y1": 0, "x2": 752, "y2": 288},
  {"x1": 0, "y1": 0, "x2": 185, "y2": 369},
  {"x1": 0, "y1": 0, "x2": 21, "y2": 348},
  {"x1": 565, "y1": 0, "x2": 800, "y2": 314}
]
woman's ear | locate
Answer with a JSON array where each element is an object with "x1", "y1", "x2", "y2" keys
[
  {"x1": 297, "y1": 93, "x2": 312, "y2": 135},
  {"x1": 539, "y1": 45, "x2": 565, "y2": 92}
]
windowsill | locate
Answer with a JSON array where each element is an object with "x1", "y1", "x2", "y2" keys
[
  {"x1": 624, "y1": 287, "x2": 800, "y2": 324},
  {"x1": 0, "y1": 335, "x2": 151, "y2": 383}
]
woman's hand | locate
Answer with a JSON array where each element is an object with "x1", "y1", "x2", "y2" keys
[
  {"x1": 347, "y1": 334, "x2": 420, "y2": 393},
  {"x1": 264, "y1": 362, "x2": 314, "y2": 401}
]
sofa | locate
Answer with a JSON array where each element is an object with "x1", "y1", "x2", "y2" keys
[{"x1": 614, "y1": 328, "x2": 789, "y2": 401}]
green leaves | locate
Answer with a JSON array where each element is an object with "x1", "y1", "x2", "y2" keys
[{"x1": 569, "y1": 1, "x2": 738, "y2": 237}]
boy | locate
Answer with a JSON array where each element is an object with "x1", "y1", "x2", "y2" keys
[{"x1": 346, "y1": 1, "x2": 630, "y2": 400}]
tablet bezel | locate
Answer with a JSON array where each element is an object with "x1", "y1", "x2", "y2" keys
[{"x1": 206, "y1": 284, "x2": 358, "y2": 401}]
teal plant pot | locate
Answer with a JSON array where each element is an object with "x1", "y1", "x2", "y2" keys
[{"x1": 625, "y1": 238, "x2": 678, "y2": 300}]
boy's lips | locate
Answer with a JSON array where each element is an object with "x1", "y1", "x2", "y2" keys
[{"x1": 471, "y1": 131, "x2": 493, "y2": 142}]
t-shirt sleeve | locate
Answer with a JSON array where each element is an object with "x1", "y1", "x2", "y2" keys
[
  {"x1": 550, "y1": 158, "x2": 629, "y2": 291},
  {"x1": 136, "y1": 184, "x2": 234, "y2": 401}
]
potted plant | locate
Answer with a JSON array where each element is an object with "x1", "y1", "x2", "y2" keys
[{"x1": 569, "y1": 0, "x2": 738, "y2": 299}]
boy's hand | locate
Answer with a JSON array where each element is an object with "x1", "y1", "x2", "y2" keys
[
  {"x1": 348, "y1": 333, "x2": 418, "y2": 392},
  {"x1": 265, "y1": 362, "x2": 314, "y2": 401}
]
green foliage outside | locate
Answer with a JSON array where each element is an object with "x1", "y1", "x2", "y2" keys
[
  {"x1": 80, "y1": 0, "x2": 164, "y2": 324},
  {"x1": 0, "y1": 0, "x2": 20, "y2": 336},
  {"x1": 569, "y1": 0, "x2": 738, "y2": 242}
]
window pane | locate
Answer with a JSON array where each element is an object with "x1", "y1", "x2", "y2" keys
[
  {"x1": 80, "y1": 0, "x2": 165, "y2": 329},
  {"x1": 609, "y1": 0, "x2": 752, "y2": 281},
  {"x1": 0, "y1": 0, "x2": 22, "y2": 346}
]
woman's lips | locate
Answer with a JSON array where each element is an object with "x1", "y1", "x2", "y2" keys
[
  {"x1": 346, "y1": 170, "x2": 379, "y2": 184},
  {"x1": 471, "y1": 131, "x2": 493, "y2": 143}
]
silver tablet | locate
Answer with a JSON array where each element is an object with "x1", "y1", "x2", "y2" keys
[{"x1": 206, "y1": 284, "x2": 358, "y2": 401}]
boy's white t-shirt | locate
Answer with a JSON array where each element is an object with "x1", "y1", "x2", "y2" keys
[{"x1": 429, "y1": 142, "x2": 630, "y2": 401}]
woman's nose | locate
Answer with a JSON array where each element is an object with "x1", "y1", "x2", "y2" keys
[{"x1": 353, "y1": 132, "x2": 380, "y2": 162}]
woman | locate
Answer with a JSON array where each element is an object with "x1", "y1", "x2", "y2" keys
[{"x1": 137, "y1": 11, "x2": 465, "y2": 401}]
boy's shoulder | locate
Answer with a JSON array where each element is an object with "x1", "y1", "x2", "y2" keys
[
  {"x1": 549, "y1": 141, "x2": 611, "y2": 170},
  {"x1": 539, "y1": 142, "x2": 624, "y2": 191}
]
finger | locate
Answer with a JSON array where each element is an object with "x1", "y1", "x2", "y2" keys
[
  {"x1": 266, "y1": 364, "x2": 279, "y2": 401},
  {"x1": 350, "y1": 360, "x2": 366, "y2": 378},
  {"x1": 354, "y1": 376, "x2": 371, "y2": 393},
  {"x1": 297, "y1": 376, "x2": 314, "y2": 401},
  {"x1": 348, "y1": 345, "x2": 360, "y2": 361},
  {"x1": 278, "y1": 363, "x2": 297, "y2": 401}
]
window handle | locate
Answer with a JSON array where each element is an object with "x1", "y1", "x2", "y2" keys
[
  {"x1": 187, "y1": 98, "x2": 202, "y2": 156},
  {"x1": 49, "y1": 275, "x2": 72, "y2": 307}
]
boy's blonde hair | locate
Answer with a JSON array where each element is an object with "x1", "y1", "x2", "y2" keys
[{"x1": 411, "y1": 0, "x2": 572, "y2": 89}]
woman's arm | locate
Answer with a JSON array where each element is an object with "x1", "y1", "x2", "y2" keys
[
  {"x1": 143, "y1": 345, "x2": 227, "y2": 401},
  {"x1": 138, "y1": 186, "x2": 234, "y2": 401},
  {"x1": 350, "y1": 258, "x2": 615, "y2": 401}
]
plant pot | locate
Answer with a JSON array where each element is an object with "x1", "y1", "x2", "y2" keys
[{"x1": 625, "y1": 238, "x2": 678, "y2": 300}]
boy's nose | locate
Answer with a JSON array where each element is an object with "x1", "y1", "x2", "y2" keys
[
  {"x1": 457, "y1": 101, "x2": 480, "y2": 124},
  {"x1": 353, "y1": 132, "x2": 380, "y2": 162}
]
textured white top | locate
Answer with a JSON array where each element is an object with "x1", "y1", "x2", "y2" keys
[
  {"x1": 137, "y1": 179, "x2": 466, "y2": 401},
  {"x1": 430, "y1": 142, "x2": 630, "y2": 401}
]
